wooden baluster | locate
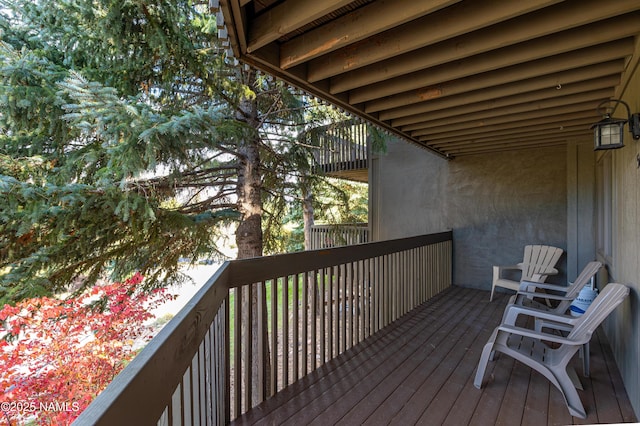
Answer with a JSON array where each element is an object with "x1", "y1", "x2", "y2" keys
[
  {"x1": 320, "y1": 268, "x2": 326, "y2": 366},
  {"x1": 257, "y1": 281, "x2": 266, "y2": 403},
  {"x1": 243, "y1": 284, "x2": 252, "y2": 411},
  {"x1": 282, "y1": 276, "x2": 289, "y2": 387},
  {"x1": 292, "y1": 273, "x2": 299, "y2": 381},
  {"x1": 269, "y1": 278, "x2": 277, "y2": 396},
  {"x1": 300, "y1": 272, "x2": 316, "y2": 376},
  {"x1": 233, "y1": 287, "x2": 241, "y2": 418},
  {"x1": 334, "y1": 265, "x2": 340, "y2": 356}
]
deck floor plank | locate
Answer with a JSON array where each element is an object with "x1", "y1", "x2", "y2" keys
[
  {"x1": 444, "y1": 298, "x2": 511, "y2": 426},
  {"x1": 231, "y1": 286, "x2": 637, "y2": 426},
  {"x1": 305, "y1": 289, "x2": 479, "y2": 425},
  {"x1": 393, "y1": 291, "x2": 505, "y2": 426},
  {"x1": 596, "y1": 328, "x2": 638, "y2": 423},
  {"x1": 413, "y1": 298, "x2": 504, "y2": 426},
  {"x1": 588, "y1": 329, "x2": 627, "y2": 424},
  {"x1": 521, "y1": 367, "x2": 550, "y2": 426},
  {"x1": 238, "y1": 289, "x2": 456, "y2": 424},
  {"x1": 263, "y1": 288, "x2": 473, "y2": 425},
  {"x1": 360, "y1": 290, "x2": 496, "y2": 424},
  {"x1": 574, "y1": 330, "x2": 605, "y2": 426},
  {"x1": 548, "y1": 385, "x2": 574, "y2": 426},
  {"x1": 343, "y1": 306, "x2": 477, "y2": 425},
  {"x1": 238, "y1": 286, "x2": 464, "y2": 424}
]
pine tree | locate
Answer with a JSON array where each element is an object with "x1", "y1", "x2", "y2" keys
[{"x1": 0, "y1": 0, "x2": 333, "y2": 305}]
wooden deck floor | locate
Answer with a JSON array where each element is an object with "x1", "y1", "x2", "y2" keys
[{"x1": 231, "y1": 286, "x2": 637, "y2": 426}]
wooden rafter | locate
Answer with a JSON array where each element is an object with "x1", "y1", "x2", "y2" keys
[
  {"x1": 218, "y1": 0, "x2": 640, "y2": 158},
  {"x1": 330, "y1": 8, "x2": 640, "y2": 93},
  {"x1": 280, "y1": 0, "x2": 459, "y2": 69}
]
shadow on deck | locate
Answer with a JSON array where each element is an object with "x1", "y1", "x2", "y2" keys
[{"x1": 232, "y1": 286, "x2": 637, "y2": 426}]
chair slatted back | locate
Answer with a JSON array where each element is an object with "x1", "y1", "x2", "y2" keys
[
  {"x1": 564, "y1": 261, "x2": 602, "y2": 300},
  {"x1": 520, "y1": 245, "x2": 563, "y2": 281},
  {"x1": 568, "y1": 283, "x2": 629, "y2": 341}
]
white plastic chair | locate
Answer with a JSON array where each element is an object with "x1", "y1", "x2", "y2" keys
[
  {"x1": 490, "y1": 245, "x2": 563, "y2": 301},
  {"x1": 501, "y1": 261, "x2": 602, "y2": 376},
  {"x1": 507, "y1": 260, "x2": 602, "y2": 317},
  {"x1": 474, "y1": 283, "x2": 629, "y2": 419}
]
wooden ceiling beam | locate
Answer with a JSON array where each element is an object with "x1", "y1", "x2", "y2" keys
[
  {"x1": 364, "y1": 40, "x2": 632, "y2": 112},
  {"x1": 420, "y1": 117, "x2": 596, "y2": 144},
  {"x1": 430, "y1": 126, "x2": 590, "y2": 149},
  {"x1": 348, "y1": 23, "x2": 638, "y2": 104},
  {"x1": 450, "y1": 144, "x2": 568, "y2": 157},
  {"x1": 221, "y1": 0, "x2": 640, "y2": 157},
  {"x1": 390, "y1": 75, "x2": 619, "y2": 126},
  {"x1": 247, "y1": 0, "x2": 353, "y2": 53},
  {"x1": 379, "y1": 59, "x2": 624, "y2": 118},
  {"x1": 306, "y1": 0, "x2": 561, "y2": 82},
  {"x1": 279, "y1": 0, "x2": 459, "y2": 69},
  {"x1": 417, "y1": 111, "x2": 597, "y2": 141},
  {"x1": 330, "y1": 6, "x2": 640, "y2": 93},
  {"x1": 410, "y1": 102, "x2": 597, "y2": 137},
  {"x1": 446, "y1": 138, "x2": 581, "y2": 157},
  {"x1": 451, "y1": 133, "x2": 587, "y2": 150},
  {"x1": 400, "y1": 89, "x2": 612, "y2": 132}
]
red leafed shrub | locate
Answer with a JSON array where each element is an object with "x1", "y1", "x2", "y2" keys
[{"x1": 0, "y1": 273, "x2": 173, "y2": 425}]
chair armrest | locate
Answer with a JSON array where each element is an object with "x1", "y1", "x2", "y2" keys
[
  {"x1": 502, "y1": 304, "x2": 577, "y2": 326},
  {"x1": 518, "y1": 280, "x2": 569, "y2": 293},
  {"x1": 494, "y1": 265, "x2": 521, "y2": 273},
  {"x1": 514, "y1": 291, "x2": 573, "y2": 302},
  {"x1": 530, "y1": 267, "x2": 559, "y2": 279},
  {"x1": 497, "y1": 324, "x2": 588, "y2": 346},
  {"x1": 493, "y1": 265, "x2": 522, "y2": 283}
]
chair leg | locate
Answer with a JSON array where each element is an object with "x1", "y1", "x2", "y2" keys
[
  {"x1": 555, "y1": 367, "x2": 587, "y2": 419},
  {"x1": 490, "y1": 284, "x2": 496, "y2": 302},
  {"x1": 581, "y1": 342, "x2": 590, "y2": 377},
  {"x1": 474, "y1": 341, "x2": 495, "y2": 388}
]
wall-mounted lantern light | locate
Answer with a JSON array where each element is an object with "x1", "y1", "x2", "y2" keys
[{"x1": 591, "y1": 99, "x2": 640, "y2": 150}]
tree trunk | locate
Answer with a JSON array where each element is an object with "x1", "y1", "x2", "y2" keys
[
  {"x1": 301, "y1": 181, "x2": 322, "y2": 315},
  {"x1": 302, "y1": 186, "x2": 314, "y2": 251},
  {"x1": 235, "y1": 72, "x2": 270, "y2": 408},
  {"x1": 235, "y1": 132, "x2": 263, "y2": 260}
]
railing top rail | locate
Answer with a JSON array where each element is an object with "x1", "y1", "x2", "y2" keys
[
  {"x1": 311, "y1": 223, "x2": 369, "y2": 229},
  {"x1": 302, "y1": 117, "x2": 366, "y2": 136},
  {"x1": 227, "y1": 230, "x2": 452, "y2": 288}
]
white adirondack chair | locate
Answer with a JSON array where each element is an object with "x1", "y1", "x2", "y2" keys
[
  {"x1": 501, "y1": 261, "x2": 602, "y2": 376},
  {"x1": 506, "y1": 260, "x2": 602, "y2": 315},
  {"x1": 474, "y1": 283, "x2": 629, "y2": 419},
  {"x1": 490, "y1": 244, "x2": 563, "y2": 301}
]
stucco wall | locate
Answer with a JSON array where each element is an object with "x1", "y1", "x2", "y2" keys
[
  {"x1": 369, "y1": 140, "x2": 448, "y2": 240},
  {"x1": 371, "y1": 138, "x2": 568, "y2": 289},
  {"x1": 601, "y1": 62, "x2": 640, "y2": 416}
]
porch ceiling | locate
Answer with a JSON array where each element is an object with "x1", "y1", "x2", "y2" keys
[{"x1": 218, "y1": 0, "x2": 640, "y2": 158}]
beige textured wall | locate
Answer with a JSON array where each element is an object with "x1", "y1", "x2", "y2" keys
[
  {"x1": 369, "y1": 140, "x2": 448, "y2": 241},
  {"x1": 602, "y1": 62, "x2": 640, "y2": 416},
  {"x1": 448, "y1": 148, "x2": 568, "y2": 287},
  {"x1": 370, "y1": 138, "x2": 568, "y2": 289}
]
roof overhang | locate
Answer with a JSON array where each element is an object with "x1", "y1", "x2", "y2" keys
[{"x1": 217, "y1": 0, "x2": 640, "y2": 158}]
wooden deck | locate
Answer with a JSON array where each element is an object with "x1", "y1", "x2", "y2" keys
[{"x1": 231, "y1": 286, "x2": 637, "y2": 426}]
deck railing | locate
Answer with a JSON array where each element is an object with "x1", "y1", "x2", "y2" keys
[
  {"x1": 305, "y1": 119, "x2": 368, "y2": 176},
  {"x1": 74, "y1": 231, "x2": 452, "y2": 425},
  {"x1": 309, "y1": 223, "x2": 369, "y2": 249}
]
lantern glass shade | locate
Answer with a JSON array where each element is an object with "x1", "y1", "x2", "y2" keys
[{"x1": 592, "y1": 115, "x2": 626, "y2": 150}]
